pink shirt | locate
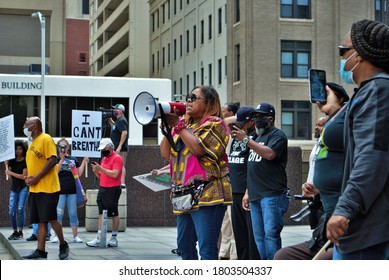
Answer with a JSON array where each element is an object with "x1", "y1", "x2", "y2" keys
[{"x1": 99, "y1": 152, "x2": 123, "y2": 188}]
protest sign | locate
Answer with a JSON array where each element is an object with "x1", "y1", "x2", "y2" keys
[
  {"x1": 0, "y1": 114, "x2": 15, "y2": 162},
  {"x1": 71, "y1": 110, "x2": 102, "y2": 158},
  {"x1": 133, "y1": 171, "x2": 171, "y2": 192}
]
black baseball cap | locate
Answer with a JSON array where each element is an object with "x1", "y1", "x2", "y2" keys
[
  {"x1": 252, "y1": 103, "x2": 275, "y2": 117},
  {"x1": 234, "y1": 107, "x2": 255, "y2": 124}
]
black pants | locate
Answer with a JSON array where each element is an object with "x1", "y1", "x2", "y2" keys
[{"x1": 231, "y1": 193, "x2": 261, "y2": 260}]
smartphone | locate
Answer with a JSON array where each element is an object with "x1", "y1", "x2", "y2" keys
[
  {"x1": 59, "y1": 144, "x2": 66, "y2": 154},
  {"x1": 308, "y1": 69, "x2": 327, "y2": 104}
]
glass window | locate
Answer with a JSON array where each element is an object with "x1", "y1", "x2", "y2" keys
[
  {"x1": 281, "y1": 40, "x2": 311, "y2": 78},
  {"x1": 280, "y1": 0, "x2": 311, "y2": 19},
  {"x1": 235, "y1": 0, "x2": 240, "y2": 23},
  {"x1": 375, "y1": 0, "x2": 387, "y2": 23},
  {"x1": 281, "y1": 100, "x2": 311, "y2": 139},
  {"x1": 82, "y1": 0, "x2": 89, "y2": 15}
]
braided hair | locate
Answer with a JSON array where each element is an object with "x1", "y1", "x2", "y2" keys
[{"x1": 350, "y1": 19, "x2": 389, "y2": 72}]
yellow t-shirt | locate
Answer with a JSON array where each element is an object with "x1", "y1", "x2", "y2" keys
[{"x1": 26, "y1": 133, "x2": 60, "y2": 193}]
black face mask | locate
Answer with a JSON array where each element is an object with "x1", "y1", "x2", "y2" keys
[
  {"x1": 255, "y1": 117, "x2": 272, "y2": 135},
  {"x1": 101, "y1": 150, "x2": 111, "y2": 157}
]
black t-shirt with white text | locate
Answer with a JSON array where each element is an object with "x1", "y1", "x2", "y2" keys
[{"x1": 247, "y1": 127, "x2": 288, "y2": 201}]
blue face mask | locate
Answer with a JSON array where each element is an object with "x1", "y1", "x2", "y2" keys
[{"x1": 339, "y1": 52, "x2": 359, "y2": 84}]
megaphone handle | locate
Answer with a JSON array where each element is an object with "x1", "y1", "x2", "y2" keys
[{"x1": 159, "y1": 103, "x2": 178, "y2": 152}]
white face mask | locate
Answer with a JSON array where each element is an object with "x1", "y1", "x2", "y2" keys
[{"x1": 23, "y1": 125, "x2": 34, "y2": 138}]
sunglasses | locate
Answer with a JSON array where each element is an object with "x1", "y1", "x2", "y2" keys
[
  {"x1": 338, "y1": 45, "x2": 354, "y2": 57},
  {"x1": 186, "y1": 93, "x2": 205, "y2": 102}
]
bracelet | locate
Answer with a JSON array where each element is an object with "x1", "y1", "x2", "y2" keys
[{"x1": 173, "y1": 121, "x2": 187, "y2": 134}]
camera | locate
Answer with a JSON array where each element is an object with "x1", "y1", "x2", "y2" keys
[
  {"x1": 97, "y1": 107, "x2": 114, "y2": 119},
  {"x1": 59, "y1": 144, "x2": 66, "y2": 154}
]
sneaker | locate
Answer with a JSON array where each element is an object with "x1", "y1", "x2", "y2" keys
[
  {"x1": 22, "y1": 249, "x2": 48, "y2": 260},
  {"x1": 59, "y1": 241, "x2": 70, "y2": 260},
  {"x1": 120, "y1": 184, "x2": 127, "y2": 189},
  {"x1": 72, "y1": 236, "x2": 83, "y2": 243},
  {"x1": 16, "y1": 231, "x2": 24, "y2": 240},
  {"x1": 86, "y1": 238, "x2": 100, "y2": 247},
  {"x1": 45, "y1": 235, "x2": 51, "y2": 241},
  {"x1": 8, "y1": 231, "x2": 18, "y2": 240},
  {"x1": 26, "y1": 234, "x2": 38, "y2": 241},
  {"x1": 108, "y1": 237, "x2": 118, "y2": 247},
  {"x1": 50, "y1": 236, "x2": 59, "y2": 243}
]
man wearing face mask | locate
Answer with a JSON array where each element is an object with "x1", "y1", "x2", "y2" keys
[
  {"x1": 87, "y1": 138, "x2": 123, "y2": 248},
  {"x1": 233, "y1": 103, "x2": 289, "y2": 260},
  {"x1": 22, "y1": 117, "x2": 69, "y2": 260},
  {"x1": 326, "y1": 19, "x2": 389, "y2": 260},
  {"x1": 109, "y1": 104, "x2": 128, "y2": 188}
]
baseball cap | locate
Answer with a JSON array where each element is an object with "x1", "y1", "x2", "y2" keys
[
  {"x1": 234, "y1": 107, "x2": 255, "y2": 124},
  {"x1": 97, "y1": 138, "x2": 114, "y2": 150},
  {"x1": 112, "y1": 104, "x2": 125, "y2": 112},
  {"x1": 326, "y1": 82, "x2": 349, "y2": 102},
  {"x1": 253, "y1": 103, "x2": 275, "y2": 117}
]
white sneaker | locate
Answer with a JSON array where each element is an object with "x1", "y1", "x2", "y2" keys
[
  {"x1": 108, "y1": 237, "x2": 118, "y2": 247},
  {"x1": 86, "y1": 238, "x2": 100, "y2": 247},
  {"x1": 72, "y1": 236, "x2": 83, "y2": 243},
  {"x1": 50, "y1": 236, "x2": 59, "y2": 243}
]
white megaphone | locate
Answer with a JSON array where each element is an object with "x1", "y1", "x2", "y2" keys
[{"x1": 133, "y1": 91, "x2": 186, "y2": 125}]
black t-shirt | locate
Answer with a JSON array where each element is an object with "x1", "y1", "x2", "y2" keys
[
  {"x1": 8, "y1": 158, "x2": 27, "y2": 192},
  {"x1": 57, "y1": 156, "x2": 80, "y2": 194},
  {"x1": 228, "y1": 131, "x2": 256, "y2": 194},
  {"x1": 247, "y1": 127, "x2": 288, "y2": 201},
  {"x1": 110, "y1": 115, "x2": 128, "y2": 151}
]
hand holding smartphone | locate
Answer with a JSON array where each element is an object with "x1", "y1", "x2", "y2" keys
[{"x1": 308, "y1": 69, "x2": 327, "y2": 104}]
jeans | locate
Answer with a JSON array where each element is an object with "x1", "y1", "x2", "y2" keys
[
  {"x1": 250, "y1": 192, "x2": 289, "y2": 260},
  {"x1": 177, "y1": 204, "x2": 226, "y2": 260},
  {"x1": 32, "y1": 223, "x2": 52, "y2": 236},
  {"x1": 9, "y1": 187, "x2": 29, "y2": 229},
  {"x1": 333, "y1": 241, "x2": 389, "y2": 260},
  {"x1": 57, "y1": 194, "x2": 79, "y2": 226}
]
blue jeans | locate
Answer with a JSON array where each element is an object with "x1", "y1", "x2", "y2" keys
[
  {"x1": 333, "y1": 241, "x2": 389, "y2": 260},
  {"x1": 250, "y1": 193, "x2": 289, "y2": 260},
  {"x1": 32, "y1": 223, "x2": 52, "y2": 237},
  {"x1": 177, "y1": 204, "x2": 226, "y2": 260},
  {"x1": 9, "y1": 187, "x2": 29, "y2": 229},
  {"x1": 57, "y1": 194, "x2": 79, "y2": 226}
]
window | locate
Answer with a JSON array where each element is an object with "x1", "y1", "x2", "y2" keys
[
  {"x1": 224, "y1": 56, "x2": 227, "y2": 76},
  {"x1": 174, "y1": 39, "x2": 177, "y2": 61},
  {"x1": 180, "y1": 0, "x2": 183, "y2": 10},
  {"x1": 235, "y1": 0, "x2": 240, "y2": 23},
  {"x1": 162, "y1": 3, "x2": 166, "y2": 24},
  {"x1": 193, "y1": 25, "x2": 196, "y2": 49},
  {"x1": 201, "y1": 67, "x2": 204, "y2": 85},
  {"x1": 186, "y1": 30, "x2": 190, "y2": 53},
  {"x1": 174, "y1": 0, "x2": 177, "y2": 15},
  {"x1": 179, "y1": 78, "x2": 183, "y2": 95},
  {"x1": 281, "y1": 40, "x2": 311, "y2": 78},
  {"x1": 152, "y1": 53, "x2": 155, "y2": 73},
  {"x1": 193, "y1": 71, "x2": 196, "y2": 87},
  {"x1": 157, "y1": 51, "x2": 160, "y2": 71},
  {"x1": 186, "y1": 74, "x2": 190, "y2": 95},
  {"x1": 208, "y1": 63, "x2": 212, "y2": 85},
  {"x1": 235, "y1": 44, "x2": 240, "y2": 82},
  {"x1": 168, "y1": 0, "x2": 171, "y2": 20},
  {"x1": 218, "y1": 59, "x2": 222, "y2": 85},
  {"x1": 208, "y1": 15, "x2": 212, "y2": 40},
  {"x1": 218, "y1": 8, "x2": 222, "y2": 34},
  {"x1": 156, "y1": 10, "x2": 160, "y2": 28},
  {"x1": 168, "y1": 43, "x2": 171, "y2": 65},
  {"x1": 79, "y1": 52, "x2": 87, "y2": 63},
  {"x1": 173, "y1": 80, "x2": 177, "y2": 96},
  {"x1": 200, "y1": 20, "x2": 204, "y2": 44},
  {"x1": 281, "y1": 101, "x2": 311, "y2": 139},
  {"x1": 82, "y1": 0, "x2": 89, "y2": 15},
  {"x1": 375, "y1": 0, "x2": 387, "y2": 23},
  {"x1": 162, "y1": 47, "x2": 165, "y2": 68},
  {"x1": 151, "y1": 13, "x2": 155, "y2": 32},
  {"x1": 180, "y1": 35, "x2": 183, "y2": 57},
  {"x1": 280, "y1": 0, "x2": 311, "y2": 19}
]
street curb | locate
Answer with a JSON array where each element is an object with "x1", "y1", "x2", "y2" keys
[{"x1": 0, "y1": 232, "x2": 22, "y2": 260}]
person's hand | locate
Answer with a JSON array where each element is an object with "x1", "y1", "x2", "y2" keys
[
  {"x1": 163, "y1": 113, "x2": 180, "y2": 128},
  {"x1": 242, "y1": 191, "x2": 250, "y2": 211},
  {"x1": 59, "y1": 151, "x2": 66, "y2": 161},
  {"x1": 5, "y1": 169, "x2": 11, "y2": 176},
  {"x1": 82, "y1": 157, "x2": 89, "y2": 164},
  {"x1": 25, "y1": 175, "x2": 39, "y2": 186},
  {"x1": 231, "y1": 125, "x2": 247, "y2": 142},
  {"x1": 91, "y1": 162, "x2": 102, "y2": 173},
  {"x1": 301, "y1": 182, "x2": 319, "y2": 198},
  {"x1": 150, "y1": 169, "x2": 159, "y2": 175},
  {"x1": 317, "y1": 86, "x2": 340, "y2": 114},
  {"x1": 326, "y1": 215, "x2": 349, "y2": 246}
]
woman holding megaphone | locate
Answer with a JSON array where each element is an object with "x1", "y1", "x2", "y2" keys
[{"x1": 160, "y1": 85, "x2": 232, "y2": 260}]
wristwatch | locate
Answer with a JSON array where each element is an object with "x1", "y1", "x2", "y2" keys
[{"x1": 242, "y1": 136, "x2": 250, "y2": 145}]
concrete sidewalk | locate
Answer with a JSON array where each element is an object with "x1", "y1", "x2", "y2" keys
[{"x1": 0, "y1": 225, "x2": 312, "y2": 260}]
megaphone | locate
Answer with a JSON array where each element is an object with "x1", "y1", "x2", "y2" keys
[{"x1": 133, "y1": 91, "x2": 186, "y2": 125}]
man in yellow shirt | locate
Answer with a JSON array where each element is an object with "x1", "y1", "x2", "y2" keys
[{"x1": 22, "y1": 116, "x2": 69, "y2": 260}]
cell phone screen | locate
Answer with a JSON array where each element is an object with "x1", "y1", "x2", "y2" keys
[{"x1": 309, "y1": 69, "x2": 327, "y2": 104}]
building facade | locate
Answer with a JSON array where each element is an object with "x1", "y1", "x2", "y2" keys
[
  {"x1": 149, "y1": 0, "x2": 228, "y2": 103},
  {"x1": 89, "y1": 0, "x2": 150, "y2": 78},
  {"x1": 227, "y1": 0, "x2": 378, "y2": 141}
]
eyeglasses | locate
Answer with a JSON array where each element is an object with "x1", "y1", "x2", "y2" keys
[
  {"x1": 186, "y1": 93, "x2": 205, "y2": 102},
  {"x1": 338, "y1": 45, "x2": 354, "y2": 57}
]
